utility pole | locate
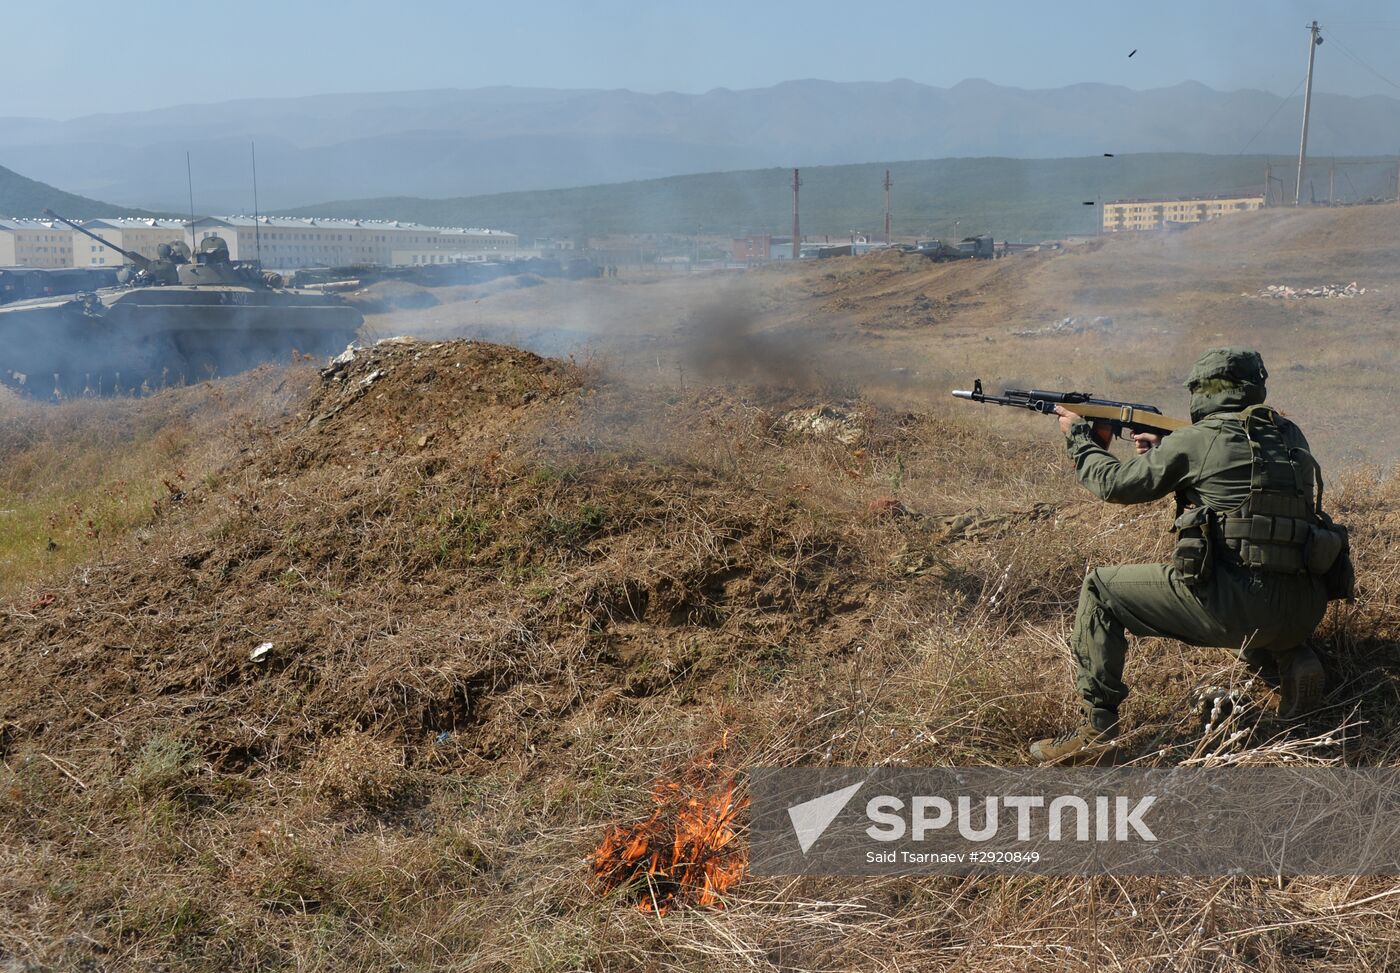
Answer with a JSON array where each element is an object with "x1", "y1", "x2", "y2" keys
[
  {"x1": 791, "y1": 168, "x2": 802, "y2": 260},
  {"x1": 1328, "y1": 159, "x2": 1335, "y2": 204},
  {"x1": 883, "y1": 169, "x2": 892, "y2": 245},
  {"x1": 1264, "y1": 161, "x2": 1272, "y2": 206},
  {"x1": 1295, "y1": 20, "x2": 1322, "y2": 206}
]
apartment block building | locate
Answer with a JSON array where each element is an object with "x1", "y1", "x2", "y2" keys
[
  {"x1": 189, "y1": 217, "x2": 518, "y2": 268},
  {"x1": 1103, "y1": 194, "x2": 1265, "y2": 232},
  {"x1": 0, "y1": 218, "x2": 75, "y2": 267}
]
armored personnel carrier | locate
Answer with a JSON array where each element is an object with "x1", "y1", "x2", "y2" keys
[{"x1": 0, "y1": 211, "x2": 363, "y2": 397}]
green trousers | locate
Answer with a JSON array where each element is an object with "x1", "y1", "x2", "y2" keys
[{"x1": 1072, "y1": 562, "x2": 1329, "y2": 712}]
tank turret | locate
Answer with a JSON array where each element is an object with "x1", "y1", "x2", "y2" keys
[{"x1": 196, "y1": 234, "x2": 231, "y2": 263}]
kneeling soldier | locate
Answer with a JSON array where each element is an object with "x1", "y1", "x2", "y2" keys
[{"x1": 1032, "y1": 347, "x2": 1338, "y2": 763}]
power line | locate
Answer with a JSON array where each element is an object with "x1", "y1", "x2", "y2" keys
[
  {"x1": 1235, "y1": 75, "x2": 1305, "y2": 155},
  {"x1": 1322, "y1": 27, "x2": 1400, "y2": 91}
]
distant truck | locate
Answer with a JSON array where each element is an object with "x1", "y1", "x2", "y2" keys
[{"x1": 911, "y1": 234, "x2": 995, "y2": 261}]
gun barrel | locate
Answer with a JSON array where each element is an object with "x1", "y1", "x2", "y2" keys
[
  {"x1": 950, "y1": 389, "x2": 977, "y2": 399},
  {"x1": 42, "y1": 209, "x2": 151, "y2": 269}
]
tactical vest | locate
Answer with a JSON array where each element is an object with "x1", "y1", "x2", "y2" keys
[
  {"x1": 1216, "y1": 405, "x2": 1318, "y2": 574},
  {"x1": 1173, "y1": 405, "x2": 1322, "y2": 580}
]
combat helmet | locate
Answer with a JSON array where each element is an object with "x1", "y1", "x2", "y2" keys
[{"x1": 1185, "y1": 347, "x2": 1268, "y2": 421}]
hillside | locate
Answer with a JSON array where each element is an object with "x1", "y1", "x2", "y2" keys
[
  {"x1": 3, "y1": 204, "x2": 1400, "y2": 969},
  {"x1": 0, "y1": 162, "x2": 150, "y2": 219},
  {"x1": 285, "y1": 153, "x2": 1400, "y2": 242},
  {"x1": 5, "y1": 79, "x2": 1400, "y2": 210}
]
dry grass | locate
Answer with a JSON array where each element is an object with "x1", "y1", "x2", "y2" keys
[
  {"x1": 0, "y1": 369, "x2": 308, "y2": 601},
  {"x1": 3, "y1": 208, "x2": 1400, "y2": 970}
]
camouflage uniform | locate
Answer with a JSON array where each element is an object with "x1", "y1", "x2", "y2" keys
[{"x1": 1032, "y1": 348, "x2": 1330, "y2": 762}]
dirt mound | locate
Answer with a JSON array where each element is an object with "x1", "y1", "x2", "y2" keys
[{"x1": 0, "y1": 339, "x2": 900, "y2": 775}]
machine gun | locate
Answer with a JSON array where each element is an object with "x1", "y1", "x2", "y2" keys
[{"x1": 952, "y1": 379, "x2": 1191, "y2": 439}]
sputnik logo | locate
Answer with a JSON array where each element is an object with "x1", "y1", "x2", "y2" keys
[{"x1": 786, "y1": 781, "x2": 864, "y2": 854}]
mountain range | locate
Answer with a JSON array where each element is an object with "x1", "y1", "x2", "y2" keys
[
  {"x1": 0, "y1": 163, "x2": 151, "y2": 220},
  {"x1": 2, "y1": 79, "x2": 1398, "y2": 213}
]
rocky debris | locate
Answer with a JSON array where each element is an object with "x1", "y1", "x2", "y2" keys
[
  {"x1": 776, "y1": 404, "x2": 866, "y2": 445},
  {"x1": 1012, "y1": 315, "x2": 1114, "y2": 337},
  {"x1": 319, "y1": 336, "x2": 421, "y2": 381},
  {"x1": 311, "y1": 338, "x2": 422, "y2": 426},
  {"x1": 1250, "y1": 282, "x2": 1365, "y2": 300}
]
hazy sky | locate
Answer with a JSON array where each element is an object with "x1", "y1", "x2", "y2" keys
[{"x1": 6, "y1": 0, "x2": 1400, "y2": 118}]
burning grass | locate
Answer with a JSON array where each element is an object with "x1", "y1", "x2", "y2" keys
[
  {"x1": 592, "y1": 739, "x2": 747, "y2": 915},
  {"x1": 1, "y1": 336, "x2": 1399, "y2": 970}
]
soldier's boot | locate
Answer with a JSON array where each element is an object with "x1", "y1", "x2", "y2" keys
[
  {"x1": 1240, "y1": 646, "x2": 1282, "y2": 688},
  {"x1": 1277, "y1": 645, "x2": 1325, "y2": 720},
  {"x1": 1030, "y1": 706, "x2": 1120, "y2": 764}
]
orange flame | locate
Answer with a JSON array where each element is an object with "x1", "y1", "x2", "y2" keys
[{"x1": 591, "y1": 754, "x2": 747, "y2": 914}]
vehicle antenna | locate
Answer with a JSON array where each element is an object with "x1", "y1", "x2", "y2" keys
[
  {"x1": 185, "y1": 151, "x2": 197, "y2": 249},
  {"x1": 251, "y1": 140, "x2": 262, "y2": 267}
]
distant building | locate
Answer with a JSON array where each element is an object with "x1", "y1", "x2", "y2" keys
[
  {"x1": 438, "y1": 227, "x2": 519, "y2": 254},
  {"x1": 190, "y1": 216, "x2": 418, "y2": 267},
  {"x1": 188, "y1": 217, "x2": 516, "y2": 269},
  {"x1": 3, "y1": 213, "x2": 519, "y2": 271},
  {"x1": 732, "y1": 234, "x2": 770, "y2": 263},
  {"x1": 731, "y1": 234, "x2": 797, "y2": 263},
  {"x1": 391, "y1": 249, "x2": 468, "y2": 266},
  {"x1": 1103, "y1": 193, "x2": 1264, "y2": 232},
  {"x1": 76, "y1": 217, "x2": 188, "y2": 267},
  {"x1": 0, "y1": 218, "x2": 74, "y2": 268}
]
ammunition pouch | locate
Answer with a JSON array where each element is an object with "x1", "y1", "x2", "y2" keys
[
  {"x1": 1172, "y1": 506, "x2": 1215, "y2": 584},
  {"x1": 1312, "y1": 512, "x2": 1355, "y2": 602},
  {"x1": 1218, "y1": 491, "x2": 1312, "y2": 575},
  {"x1": 1304, "y1": 524, "x2": 1344, "y2": 575}
]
